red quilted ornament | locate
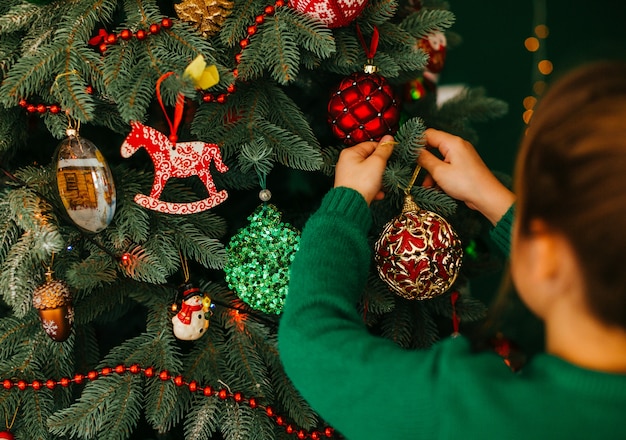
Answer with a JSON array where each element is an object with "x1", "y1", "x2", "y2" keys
[
  {"x1": 290, "y1": 0, "x2": 368, "y2": 28},
  {"x1": 328, "y1": 26, "x2": 400, "y2": 146},
  {"x1": 374, "y1": 194, "x2": 462, "y2": 300}
]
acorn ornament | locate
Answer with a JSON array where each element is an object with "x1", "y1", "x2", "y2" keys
[
  {"x1": 328, "y1": 26, "x2": 400, "y2": 146},
  {"x1": 32, "y1": 269, "x2": 73, "y2": 342},
  {"x1": 374, "y1": 167, "x2": 463, "y2": 300}
]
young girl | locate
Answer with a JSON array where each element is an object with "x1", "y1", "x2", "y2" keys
[{"x1": 278, "y1": 61, "x2": 626, "y2": 439}]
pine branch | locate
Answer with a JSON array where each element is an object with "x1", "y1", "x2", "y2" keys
[
  {"x1": 438, "y1": 87, "x2": 509, "y2": 122},
  {"x1": 122, "y1": 0, "x2": 163, "y2": 23},
  {"x1": 359, "y1": 0, "x2": 398, "y2": 26},
  {"x1": 47, "y1": 373, "x2": 144, "y2": 440},
  {"x1": 322, "y1": 30, "x2": 362, "y2": 74},
  {"x1": 410, "y1": 302, "x2": 441, "y2": 348},
  {"x1": 380, "y1": 299, "x2": 415, "y2": 348},
  {"x1": 184, "y1": 396, "x2": 221, "y2": 440},
  {"x1": 0, "y1": 199, "x2": 20, "y2": 265},
  {"x1": 105, "y1": 168, "x2": 153, "y2": 248},
  {"x1": 362, "y1": 273, "x2": 396, "y2": 316},
  {"x1": 399, "y1": 8, "x2": 455, "y2": 38},
  {"x1": 256, "y1": 119, "x2": 323, "y2": 171},
  {"x1": 221, "y1": 401, "x2": 273, "y2": 440},
  {"x1": 0, "y1": 3, "x2": 40, "y2": 35},
  {"x1": 144, "y1": 368, "x2": 182, "y2": 435},
  {"x1": 23, "y1": 387, "x2": 55, "y2": 440},
  {"x1": 264, "y1": 82, "x2": 320, "y2": 149},
  {"x1": 267, "y1": 357, "x2": 320, "y2": 430},
  {"x1": 219, "y1": 0, "x2": 266, "y2": 47},
  {"x1": 222, "y1": 316, "x2": 272, "y2": 397},
  {"x1": 43, "y1": 111, "x2": 72, "y2": 139},
  {"x1": 65, "y1": 255, "x2": 119, "y2": 291},
  {"x1": 239, "y1": 139, "x2": 275, "y2": 175},
  {"x1": 394, "y1": 116, "x2": 425, "y2": 165},
  {"x1": 0, "y1": 43, "x2": 64, "y2": 106},
  {"x1": 0, "y1": 234, "x2": 42, "y2": 317},
  {"x1": 143, "y1": 228, "x2": 181, "y2": 274},
  {"x1": 277, "y1": 7, "x2": 335, "y2": 59},
  {"x1": 174, "y1": 223, "x2": 227, "y2": 270},
  {"x1": 0, "y1": 314, "x2": 40, "y2": 360},
  {"x1": 0, "y1": 107, "x2": 27, "y2": 156},
  {"x1": 411, "y1": 185, "x2": 458, "y2": 217},
  {"x1": 113, "y1": 50, "x2": 158, "y2": 121},
  {"x1": 0, "y1": 34, "x2": 22, "y2": 76}
]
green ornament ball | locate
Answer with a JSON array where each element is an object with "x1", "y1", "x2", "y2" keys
[{"x1": 224, "y1": 204, "x2": 300, "y2": 314}]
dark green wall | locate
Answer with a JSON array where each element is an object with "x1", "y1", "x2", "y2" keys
[
  {"x1": 440, "y1": 2, "x2": 626, "y2": 347},
  {"x1": 443, "y1": 1, "x2": 626, "y2": 175}
]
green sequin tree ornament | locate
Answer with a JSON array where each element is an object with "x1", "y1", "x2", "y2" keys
[{"x1": 224, "y1": 203, "x2": 300, "y2": 314}]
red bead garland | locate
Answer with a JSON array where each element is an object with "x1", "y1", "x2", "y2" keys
[
  {"x1": 0, "y1": 365, "x2": 337, "y2": 439},
  {"x1": 200, "y1": 0, "x2": 286, "y2": 104},
  {"x1": 89, "y1": 18, "x2": 174, "y2": 54},
  {"x1": 18, "y1": 3, "x2": 281, "y2": 113},
  {"x1": 17, "y1": 18, "x2": 174, "y2": 114}
]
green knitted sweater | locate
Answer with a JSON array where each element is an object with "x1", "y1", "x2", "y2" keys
[{"x1": 278, "y1": 187, "x2": 626, "y2": 440}]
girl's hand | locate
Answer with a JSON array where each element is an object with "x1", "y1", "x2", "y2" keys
[
  {"x1": 334, "y1": 135, "x2": 396, "y2": 205},
  {"x1": 418, "y1": 128, "x2": 515, "y2": 225}
]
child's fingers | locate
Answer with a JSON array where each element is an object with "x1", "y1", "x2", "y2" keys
[
  {"x1": 421, "y1": 173, "x2": 436, "y2": 188},
  {"x1": 417, "y1": 148, "x2": 444, "y2": 174},
  {"x1": 344, "y1": 140, "x2": 378, "y2": 160},
  {"x1": 424, "y1": 128, "x2": 459, "y2": 157},
  {"x1": 372, "y1": 135, "x2": 396, "y2": 161}
]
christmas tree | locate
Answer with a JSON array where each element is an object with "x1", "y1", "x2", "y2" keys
[{"x1": 0, "y1": 0, "x2": 506, "y2": 438}]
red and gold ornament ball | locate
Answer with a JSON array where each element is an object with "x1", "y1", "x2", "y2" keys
[
  {"x1": 289, "y1": 0, "x2": 368, "y2": 28},
  {"x1": 374, "y1": 194, "x2": 463, "y2": 300},
  {"x1": 328, "y1": 69, "x2": 400, "y2": 146}
]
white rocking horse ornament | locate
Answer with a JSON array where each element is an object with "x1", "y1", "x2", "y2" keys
[{"x1": 120, "y1": 71, "x2": 228, "y2": 214}]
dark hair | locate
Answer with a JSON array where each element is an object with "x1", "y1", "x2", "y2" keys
[{"x1": 515, "y1": 60, "x2": 626, "y2": 329}]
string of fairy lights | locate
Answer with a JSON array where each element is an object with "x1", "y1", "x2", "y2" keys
[{"x1": 522, "y1": 0, "x2": 551, "y2": 128}]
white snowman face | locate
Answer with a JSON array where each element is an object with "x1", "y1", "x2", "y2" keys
[{"x1": 185, "y1": 295, "x2": 203, "y2": 307}]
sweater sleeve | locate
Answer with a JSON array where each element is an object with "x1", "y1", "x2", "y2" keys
[
  {"x1": 278, "y1": 187, "x2": 441, "y2": 439},
  {"x1": 489, "y1": 203, "x2": 515, "y2": 257}
]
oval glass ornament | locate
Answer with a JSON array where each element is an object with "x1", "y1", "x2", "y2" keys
[{"x1": 55, "y1": 130, "x2": 116, "y2": 233}]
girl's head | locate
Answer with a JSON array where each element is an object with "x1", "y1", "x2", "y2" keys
[{"x1": 512, "y1": 61, "x2": 626, "y2": 330}]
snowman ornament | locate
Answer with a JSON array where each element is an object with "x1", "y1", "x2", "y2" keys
[{"x1": 172, "y1": 286, "x2": 210, "y2": 341}]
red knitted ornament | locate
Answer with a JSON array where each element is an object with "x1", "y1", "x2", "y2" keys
[
  {"x1": 374, "y1": 194, "x2": 462, "y2": 300},
  {"x1": 327, "y1": 26, "x2": 400, "y2": 146},
  {"x1": 417, "y1": 31, "x2": 447, "y2": 73},
  {"x1": 290, "y1": 0, "x2": 368, "y2": 28}
]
